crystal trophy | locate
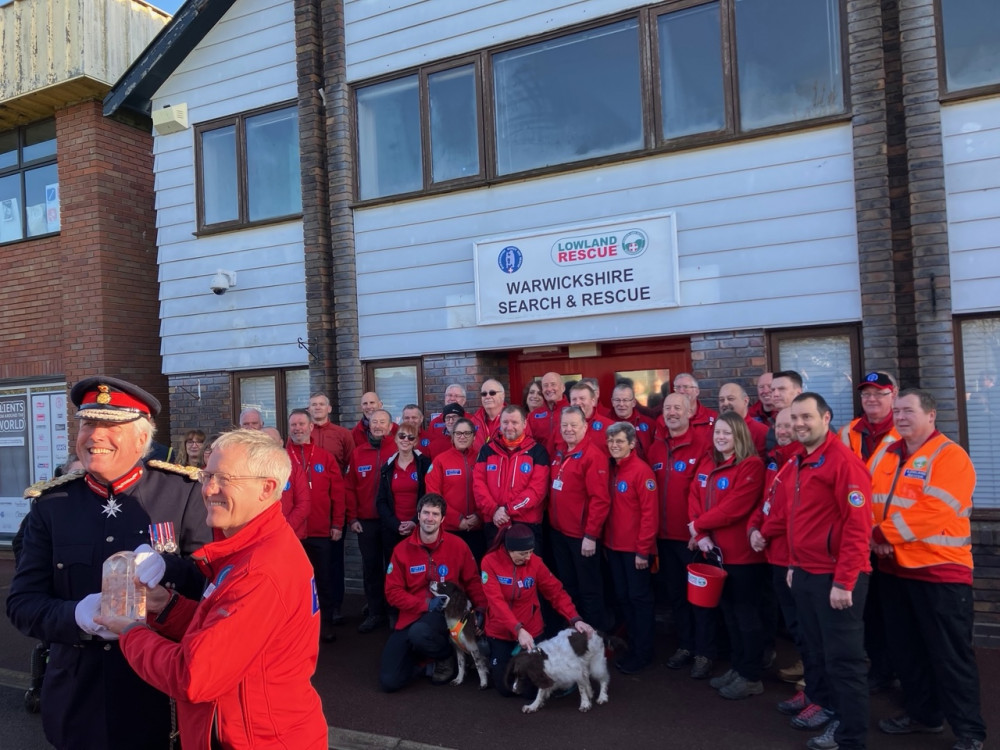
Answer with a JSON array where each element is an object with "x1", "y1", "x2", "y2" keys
[{"x1": 101, "y1": 551, "x2": 147, "y2": 621}]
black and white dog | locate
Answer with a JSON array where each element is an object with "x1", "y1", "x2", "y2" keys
[
  {"x1": 428, "y1": 580, "x2": 490, "y2": 689},
  {"x1": 505, "y1": 628, "x2": 612, "y2": 713}
]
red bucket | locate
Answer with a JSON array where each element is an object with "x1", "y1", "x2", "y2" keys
[{"x1": 687, "y1": 563, "x2": 728, "y2": 608}]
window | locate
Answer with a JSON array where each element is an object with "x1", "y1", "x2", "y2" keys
[
  {"x1": 353, "y1": 1, "x2": 846, "y2": 202},
  {"x1": 365, "y1": 360, "x2": 424, "y2": 422},
  {"x1": 939, "y1": 0, "x2": 1000, "y2": 94},
  {"x1": 958, "y1": 317, "x2": 1000, "y2": 509},
  {"x1": 769, "y1": 326, "x2": 861, "y2": 430},
  {"x1": 356, "y1": 61, "x2": 482, "y2": 200},
  {"x1": 195, "y1": 103, "x2": 301, "y2": 232},
  {"x1": 233, "y1": 368, "x2": 308, "y2": 435},
  {"x1": 0, "y1": 120, "x2": 59, "y2": 244}
]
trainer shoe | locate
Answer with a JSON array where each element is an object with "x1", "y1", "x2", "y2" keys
[
  {"x1": 806, "y1": 719, "x2": 840, "y2": 750},
  {"x1": 878, "y1": 714, "x2": 944, "y2": 735},
  {"x1": 953, "y1": 739, "x2": 985, "y2": 750},
  {"x1": 666, "y1": 648, "x2": 693, "y2": 670},
  {"x1": 709, "y1": 668, "x2": 738, "y2": 689},
  {"x1": 719, "y1": 676, "x2": 764, "y2": 700},
  {"x1": 357, "y1": 614, "x2": 387, "y2": 634},
  {"x1": 430, "y1": 653, "x2": 457, "y2": 685},
  {"x1": 791, "y1": 704, "x2": 834, "y2": 731},
  {"x1": 777, "y1": 690, "x2": 810, "y2": 715},
  {"x1": 779, "y1": 659, "x2": 805, "y2": 683},
  {"x1": 690, "y1": 655, "x2": 713, "y2": 680}
]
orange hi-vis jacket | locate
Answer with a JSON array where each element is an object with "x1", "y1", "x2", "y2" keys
[
  {"x1": 868, "y1": 432, "x2": 976, "y2": 577},
  {"x1": 838, "y1": 417, "x2": 901, "y2": 462}
]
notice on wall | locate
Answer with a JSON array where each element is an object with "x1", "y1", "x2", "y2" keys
[
  {"x1": 0, "y1": 395, "x2": 30, "y2": 535},
  {"x1": 473, "y1": 212, "x2": 679, "y2": 325}
]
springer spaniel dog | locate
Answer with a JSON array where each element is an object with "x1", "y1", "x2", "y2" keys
[
  {"x1": 428, "y1": 580, "x2": 490, "y2": 689},
  {"x1": 505, "y1": 628, "x2": 612, "y2": 714}
]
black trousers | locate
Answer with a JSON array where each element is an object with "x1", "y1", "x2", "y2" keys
[
  {"x1": 357, "y1": 518, "x2": 397, "y2": 617},
  {"x1": 863, "y1": 558, "x2": 894, "y2": 682},
  {"x1": 656, "y1": 539, "x2": 695, "y2": 653},
  {"x1": 881, "y1": 574, "x2": 986, "y2": 741},
  {"x1": 606, "y1": 549, "x2": 655, "y2": 664},
  {"x1": 302, "y1": 536, "x2": 345, "y2": 622},
  {"x1": 549, "y1": 529, "x2": 607, "y2": 630},
  {"x1": 791, "y1": 569, "x2": 869, "y2": 750},
  {"x1": 770, "y1": 563, "x2": 805, "y2": 655},
  {"x1": 718, "y1": 563, "x2": 768, "y2": 681},
  {"x1": 378, "y1": 611, "x2": 453, "y2": 692}
]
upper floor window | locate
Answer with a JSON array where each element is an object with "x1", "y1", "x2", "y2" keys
[
  {"x1": 939, "y1": 0, "x2": 1000, "y2": 94},
  {"x1": 354, "y1": 0, "x2": 847, "y2": 202},
  {"x1": 194, "y1": 103, "x2": 302, "y2": 233},
  {"x1": 0, "y1": 120, "x2": 59, "y2": 244}
]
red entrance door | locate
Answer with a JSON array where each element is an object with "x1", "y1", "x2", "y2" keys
[{"x1": 509, "y1": 338, "x2": 691, "y2": 410}]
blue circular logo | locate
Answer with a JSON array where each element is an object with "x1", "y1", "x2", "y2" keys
[
  {"x1": 717, "y1": 477, "x2": 730, "y2": 490},
  {"x1": 617, "y1": 480, "x2": 628, "y2": 493},
  {"x1": 420, "y1": 438, "x2": 430, "y2": 447},
  {"x1": 498, "y1": 246, "x2": 523, "y2": 274},
  {"x1": 673, "y1": 460, "x2": 686, "y2": 472},
  {"x1": 314, "y1": 463, "x2": 324, "y2": 473},
  {"x1": 437, "y1": 564, "x2": 449, "y2": 577},
  {"x1": 520, "y1": 462, "x2": 532, "y2": 473},
  {"x1": 593, "y1": 421, "x2": 604, "y2": 430},
  {"x1": 283, "y1": 480, "x2": 291, "y2": 491},
  {"x1": 866, "y1": 373, "x2": 879, "y2": 382},
  {"x1": 410, "y1": 472, "x2": 418, "y2": 481},
  {"x1": 639, "y1": 423, "x2": 649, "y2": 432},
  {"x1": 523, "y1": 577, "x2": 535, "y2": 589}
]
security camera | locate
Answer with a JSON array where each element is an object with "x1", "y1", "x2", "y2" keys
[{"x1": 210, "y1": 270, "x2": 236, "y2": 295}]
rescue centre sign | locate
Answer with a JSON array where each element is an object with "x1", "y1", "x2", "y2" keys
[{"x1": 473, "y1": 213, "x2": 679, "y2": 325}]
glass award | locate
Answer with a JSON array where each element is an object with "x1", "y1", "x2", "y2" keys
[{"x1": 101, "y1": 551, "x2": 147, "y2": 621}]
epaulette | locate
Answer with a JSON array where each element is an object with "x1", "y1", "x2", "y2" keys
[
  {"x1": 147, "y1": 460, "x2": 201, "y2": 481},
  {"x1": 24, "y1": 470, "x2": 85, "y2": 499}
]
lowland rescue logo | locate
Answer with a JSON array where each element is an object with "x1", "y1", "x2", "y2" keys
[{"x1": 474, "y1": 213, "x2": 678, "y2": 326}]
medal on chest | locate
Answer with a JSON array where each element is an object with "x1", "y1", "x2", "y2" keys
[
  {"x1": 149, "y1": 521, "x2": 179, "y2": 553},
  {"x1": 101, "y1": 497, "x2": 123, "y2": 518}
]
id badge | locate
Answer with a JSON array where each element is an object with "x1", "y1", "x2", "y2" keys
[{"x1": 552, "y1": 479, "x2": 564, "y2": 491}]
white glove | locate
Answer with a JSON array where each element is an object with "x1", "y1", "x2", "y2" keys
[
  {"x1": 134, "y1": 544, "x2": 166, "y2": 587},
  {"x1": 74, "y1": 593, "x2": 119, "y2": 641}
]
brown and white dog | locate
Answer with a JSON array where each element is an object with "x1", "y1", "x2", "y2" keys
[
  {"x1": 505, "y1": 628, "x2": 612, "y2": 713},
  {"x1": 428, "y1": 580, "x2": 490, "y2": 689}
]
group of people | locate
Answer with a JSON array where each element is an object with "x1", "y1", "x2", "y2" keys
[{"x1": 3, "y1": 368, "x2": 987, "y2": 750}]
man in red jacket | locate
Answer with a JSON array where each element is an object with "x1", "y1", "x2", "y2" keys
[
  {"x1": 473, "y1": 405, "x2": 550, "y2": 553},
  {"x1": 526, "y1": 371, "x2": 569, "y2": 453},
  {"x1": 718, "y1": 382, "x2": 768, "y2": 456},
  {"x1": 674, "y1": 373, "x2": 717, "y2": 432},
  {"x1": 379, "y1": 494, "x2": 486, "y2": 692},
  {"x1": 288, "y1": 408, "x2": 347, "y2": 639},
  {"x1": 611, "y1": 381, "x2": 656, "y2": 456},
  {"x1": 308, "y1": 392, "x2": 354, "y2": 474},
  {"x1": 786, "y1": 392, "x2": 873, "y2": 750}
]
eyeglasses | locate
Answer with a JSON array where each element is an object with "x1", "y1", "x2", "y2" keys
[
  {"x1": 452, "y1": 430, "x2": 474, "y2": 437},
  {"x1": 481, "y1": 390, "x2": 500, "y2": 397},
  {"x1": 860, "y1": 390, "x2": 892, "y2": 399},
  {"x1": 197, "y1": 470, "x2": 269, "y2": 487},
  {"x1": 674, "y1": 384, "x2": 697, "y2": 392},
  {"x1": 611, "y1": 398, "x2": 634, "y2": 405},
  {"x1": 397, "y1": 434, "x2": 417, "y2": 441}
]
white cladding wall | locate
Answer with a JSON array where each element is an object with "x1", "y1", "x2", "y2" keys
[
  {"x1": 151, "y1": 0, "x2": 306, "y2": 375},
  {"x1": 943, "y1": 97, "x2": 1000, "y2": 314},
  {"x1": 355, "y1": 125, "x2": 862, "y2": 360},
  {"x1": 345, "y1": 0, "x2": 646, "y2": 81}
]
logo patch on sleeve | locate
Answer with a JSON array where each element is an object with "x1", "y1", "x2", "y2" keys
[
  {"x1": 386, "y1": 562, "x2": 393, "y2": 574},
  {"x1": 284, "y1": 480, "x2": 291, "y2": 491},
  {"x1": 481, "y1": 571, "x2": 488, "y2": 584},
  {"x1": 847, "y1": 491, "x2": 866, "y2": 508},
  {"x1": 311, "y1": 577, "x2": 320, "y2": 615},
  {"x1": 645, "y1": 479, "x2": 656, "y2": 491}
]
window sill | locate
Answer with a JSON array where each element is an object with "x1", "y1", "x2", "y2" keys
[
  {"x1": 193, "y1": 213, "x2": 303, "y2": 238},
  {"x1": 0, "y1": 230, "x2": 60, "y2": 247}
]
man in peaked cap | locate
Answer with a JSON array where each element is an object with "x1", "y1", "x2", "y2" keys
[{"x1": 6, "y1": 375, "x2": 211, "y2": 750}]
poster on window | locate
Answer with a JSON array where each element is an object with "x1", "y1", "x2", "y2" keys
[
  {"x1": 46, "y1": 183, "x2": 61, "y2": 232},
  {"x1": 33, "y1": 395, "x2": 53, "y2": 481},
  {"x1": 473, "y1": 212, "x2": 679, "y2": 326},
  {"x1": 0, "y1": 394, "x2": 30, "y2": 535},
  {"x1": 0, "y1": 197, "x2": 22, "y2": 242}
]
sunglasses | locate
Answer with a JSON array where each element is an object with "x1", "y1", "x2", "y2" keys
[
  {"x1": 397, "y1": 434, "x2": 417, "y2": 441},
  {"x1": 481, "y1": 390, "x2": 500, "y2": 397}
]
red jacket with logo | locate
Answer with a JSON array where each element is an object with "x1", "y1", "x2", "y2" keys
[
  {"x1": 425, "y1": 446, "x2": 479, "y2": 532},
  {"x1": 526, "y1": 396, "x2": 569, "y2": 454},
  {"x1": 551, "y1": 411, "x2": 612, "y2": 458},
  {"x1": 548, "y1": 440, "x2": 611, "y2": 540},
  {"x1": 481, "y1": 547, "x2": 579, "y2": 640},
  {"x1": 279, "y1": 464, "x2": 311, "y2": 539},
  {"x1": 286, "y1": 442, "x2": 346, "y2": 537},
  {"x1": 474, "y1": 435, "x2": 550, "y2": 525},
  {"x1": 345, "y1": 439, "x2": 392, "y2": 522},
  {"x1": 647, "y1": 428, "x2": 711, "y2": 541},
  {"x1": 623, "y1": 410, "x2": 657, "y2": 456},
  {"x1": 604, "y1": 452, "x2": 658, "y2": 556},
  {"x1": 351, "y1": 418, "x2": 397, "y2": 447},
  {"x1": 747, "y1": 444, "x2": 797, "y2": 566},
  {"x1": 471, "y1": 407, "x2": 505, "y2": 453},
  {"x1": 310, "y1": 421, "x2": 354, "y2": 474},
  {"x1": 385, "y1": 530, "x2": 486, "y2": 630},
  {"x1": 689, "y1": 454, "x2": 765, "y2": 565},
  {"x1": 120, "y1": 503, "x2": 327, "y2": 750},
  {"x1": 785, "y1": 432, "x2": 874, "y2": 590}
]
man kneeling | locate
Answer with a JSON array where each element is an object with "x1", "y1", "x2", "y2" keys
[{"x1": 379, "y1": 493, "x2": 486, "y2": 691}]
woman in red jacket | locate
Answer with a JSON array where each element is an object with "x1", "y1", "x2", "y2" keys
[
  {"x1": 424, "y1": 417, "x2": 485, "y2": 560},
  {"x1": 481, "y1": 524, "x2": 594, "y2": 696},
  {"x1": 688, "y1": 411, "x2": 766, "y2": 700}
]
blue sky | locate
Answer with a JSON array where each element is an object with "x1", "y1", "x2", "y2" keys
[{"x1": 150, "y1": 0, "x2": 185, "y2": 15}]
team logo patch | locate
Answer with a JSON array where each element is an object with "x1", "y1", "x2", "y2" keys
[
  {"x1": 717, "y1": 477, "x2": 730, "y2": 490},
  {"x1": 487, "y1": 463, "x2": 498, "y2": 472},
  {"x1": 571, "y1": 451, "x2": 583, "y2": 459},
  {"x1": 847, "y1": 491, "x2": 865, "y2": 508},
  {"x1": 498, "y1": 245, "x2": 523, "y2": 273},
  {"x1": 409, "y1": 564, "x2": 426, "y2": 574},
  {"x1": 437, "y1": 564, "x2": 449, "y2": 578},
  {"x1": 533, "y1": 412, "x2": 547, "y2": 418},
  {"x1": 386, "y1": 563, "x2": 393, "y2": 574},
  {"x1": 481, "y1": 571, "x2": 488, "y2": 584},
  {"x1": 520, "y1": 462, "x2": 532, "y2": 473},
  {"x1": 421, "y1": 438, "x2": 429, "y2": 447},
  {"x1": 673, "y1": 460, "x2": 686, "y2": 472},
  {"x1": 652, "y1": 462, "x2": 664, "y2": 471},
  {"x1": 215, "y1": 565, "x2": 235, "y2": 588},
  {"x1": 645, "y1": 479, "x2": 656, "y2": 491},
  {"x1": 617, "y1": 480, "x2": 628, "y2": 493},
  {"x1": 522, "y1": 577, "x2": 535, "y2": 589},
  {"x1": 284, "y1": 480, "x2": 291, "y2": 491},
  {"x1": 498, "y1": 576, "x2": 513, "y2": 585},
  {"x1": 445, "y1": 469, "x2": 462, "y2": 477},
  {"x1": 767, "y1": 461, "x2": 777, "y2": 471},
  {"x1": 314, "y1": 463, "x2": 324, "y2": 473},
  {"x1": 593, "y1": 421, "x2": 604, "y2": 430},
  {"x1": 311, "y1": 577, "x2": 320, "y2": 615},
  {"x1": 912, "y1": 456, "x2": 928, "y2": 470},
  {"x1": 358, "y1": 464, "x2": 372, "y2": 473},
  {"x1": 410, "y1": 472, "x2": 418, "y2": 481},
  {"x1": 763, "y1": 501, "x2": 771, "y2": 515},
  {"x1": 639, "y1": 423, "x2": 649, "y2": 432}
]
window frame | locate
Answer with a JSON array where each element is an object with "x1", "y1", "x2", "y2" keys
[
  {"x1": 364, "y1": 358, "x2": 425, "y2": 418},
  {"x1": 230, "y1": 367, "x2": 308, "y2": 438},
  {"x1": 193, "y1": 100, "x2": 303, "y2": 236},
  {"x1": 767, "y1": 323, "x2": 862, "y2": 419},
  {"x1": 0, "y1": 119, "x2": 60, "y2": 246},
  {"x1": 351, "y1": 0, "x2": 851, "y2": 206},
  {"x1": 953, "y1": 314, "x2": 1000, "y2": 520},
  {"x1": 935, "y1": 0, "x2": 1000, "y2": 102}
]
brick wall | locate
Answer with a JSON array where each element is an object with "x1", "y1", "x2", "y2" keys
[
  {"x1": 421, "y1": 351, "x2": 510, "y2": 417},
  {"x1": 689, "y1": 330, "x2": 768, "y2": 407},
  {"x1": 167, "y1": 372, "x2": 234, "y2": 451}
]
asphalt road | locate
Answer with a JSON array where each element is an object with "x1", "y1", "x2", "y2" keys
[{"x1": 1, "y1": 553, "x2": 998, "y2": 749}]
